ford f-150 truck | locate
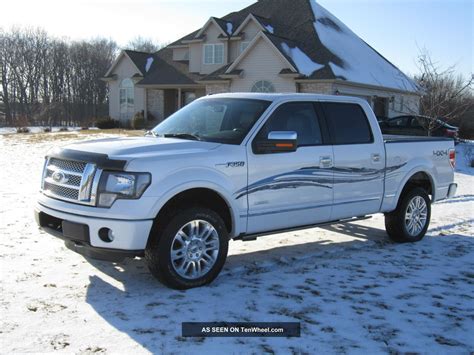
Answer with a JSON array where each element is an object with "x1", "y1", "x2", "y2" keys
[{"x1": 35, "y1": 93, "x2": 457, "y2": 289}]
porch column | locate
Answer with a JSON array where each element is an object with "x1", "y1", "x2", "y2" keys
[
  {"x1": 178, "y1": 88, "x2": 182, "y2": 109},
  {"x1": 144, "y1": 89, "x2": 148, "y2": 119}
]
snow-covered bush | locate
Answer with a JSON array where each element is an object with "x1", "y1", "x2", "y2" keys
[{"x1": 16, "y1": 127, "x2": 30, "y2": 133}]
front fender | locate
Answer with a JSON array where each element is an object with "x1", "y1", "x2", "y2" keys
[{"x1": 147, "y1": 167, "x2": 246, "y2": 237}]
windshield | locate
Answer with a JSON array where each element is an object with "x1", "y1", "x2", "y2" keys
[{"x1": 151, "y1": 98, "x2": 271, "y2": 144}]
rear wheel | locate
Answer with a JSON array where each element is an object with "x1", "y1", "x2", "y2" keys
[
  {"x1": 145, "y1": 207, "x2": 229, "y2": 289},
  {"x1": 385, "y1": 187, "x2": 431, "y2": 243}
]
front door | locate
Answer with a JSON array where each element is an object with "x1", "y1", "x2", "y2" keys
[
  {"x1": 320, "y1": 102, "x2": 385, "y2": 220},
  {"x1": 246, "y1": 102, "x2": 334, "y2": 234}
]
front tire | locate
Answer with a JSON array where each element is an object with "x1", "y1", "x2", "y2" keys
[
  {"x1": 145, "y1": 207, "x2": 229, "y2": 289},
  {"x1": 385, "y1": 187, "x2": 431, "y2": 243}
]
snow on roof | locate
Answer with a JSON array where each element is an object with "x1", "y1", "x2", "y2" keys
[
  {"x1": 310, "y1": 0, "x2": 418, "y2": 92},
  {"x1": 226, "y1": 22, "x2": 233, "y2": 35},
  {"x1": 280, "y1": 42, "x2": 324, "y2": 76},
  {"x1": 145, "y1": 57, "x2": 154, "y2": 72},
  {"x1": 265, "y1": 24, "x2": 274, "y2": 34}
]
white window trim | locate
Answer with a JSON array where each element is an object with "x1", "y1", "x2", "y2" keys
[{"x1": 203, "y1": 43, "x2": 224, "y2": 65}]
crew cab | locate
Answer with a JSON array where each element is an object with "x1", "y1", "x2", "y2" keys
[{"x1": 35, "y1": 93, "x2": 457, "y2": 289}]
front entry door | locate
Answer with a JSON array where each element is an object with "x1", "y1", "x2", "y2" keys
[{"x1": 245, "y1": 102, "x2": 334, "y2": 234}]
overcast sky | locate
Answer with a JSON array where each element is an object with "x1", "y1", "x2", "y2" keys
[{"x1": 2, "y1": 0, "x2": 472, "y2": 77}]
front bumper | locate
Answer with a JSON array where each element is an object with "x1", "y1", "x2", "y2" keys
[{"x1": 35, "y1": 203, "x2": 153, "y2": 262}]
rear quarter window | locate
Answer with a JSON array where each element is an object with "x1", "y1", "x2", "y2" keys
[{"x1": 321, "y1": 103, "x2": 373, "y2": 144}]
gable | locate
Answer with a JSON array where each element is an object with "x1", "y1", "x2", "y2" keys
[
  {"x1": 230, "y1": 36, "x2": 296, "y2": 93},
  {"x1": 108, "y1": 53, "x2": 143, "y2": 79}
]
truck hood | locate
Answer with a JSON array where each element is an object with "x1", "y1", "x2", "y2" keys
[{"x1": 62, "y1": 136, "x2": 221, "y2": 160}]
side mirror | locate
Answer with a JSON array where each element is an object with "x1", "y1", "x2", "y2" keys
[{"x1": 253, "y1": 131, "x2": 298, "y2": 154}]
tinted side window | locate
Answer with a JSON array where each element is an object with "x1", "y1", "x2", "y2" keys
[
  {"x1": 256, "y1": 102, "x2": 322, "y2": 146},
  {"x1": 388, "y1": 116, "x2": 409, "y2": 127},
  {"x1": 322, "y1": 103, "x2": 373, "y2": 144}
]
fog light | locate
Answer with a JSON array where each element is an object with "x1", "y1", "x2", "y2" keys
[{"x1": 98, "y1": 227, "x2": 114, "y2": 243}]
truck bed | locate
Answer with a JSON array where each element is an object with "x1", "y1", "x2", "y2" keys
[{"x1": 383, "y1": 135, "x2": 453, "y2": 143}]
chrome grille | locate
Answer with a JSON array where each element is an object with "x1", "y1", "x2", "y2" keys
[
  {"x1": 41, "y1": 157, "x2": 100, "y2": 206},
  {"x1": 48, "y1": 158, "x2": 86, "y2": 173},
  {"x1": 43, "y1": 182, "x2": 80, "y2": 200}
]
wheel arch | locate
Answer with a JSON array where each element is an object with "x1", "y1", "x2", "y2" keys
[
  {"x1": 396, "y1": 169, "x2": 435, "y2": 207},
  {"x1": 147, "y1": 184, "x2": 238, "y2": 247}
]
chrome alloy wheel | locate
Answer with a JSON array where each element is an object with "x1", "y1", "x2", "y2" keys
[
  {"x1": 404, "y1": 196, "x2": 428, "y2": 236},
  {"x1": 170, "y1": 220, "x2": 220, "y2": 279}
]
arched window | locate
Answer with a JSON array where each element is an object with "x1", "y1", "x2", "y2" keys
[
  {"x1": 120, "y1": 78, "x2": 134, "y2": 120},
  {"x1": 251, "y1": 80, "x2": 275, "y2": 93}
]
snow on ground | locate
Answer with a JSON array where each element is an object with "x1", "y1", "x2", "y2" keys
[
  {"x1": 0, "y1": 134, "x2": 473, "y2": 354},
  {"x1": 0, "y1": 127, "x2": 97, "y2": 135},
  {"x1": 310, "y1": 0, "x2": 418, "y2": 92}
]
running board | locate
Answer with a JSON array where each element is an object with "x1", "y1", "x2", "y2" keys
[{"x1": 235, "y1": 216, "x2": 372, "y2": 242}]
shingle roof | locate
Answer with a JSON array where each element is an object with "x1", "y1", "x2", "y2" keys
[
  {"x1": 136, "y1": 48, "x2": 204, "y2": 86},
  {"x1": 122, "y1": 0, "x2": 418, "y2": 92},
  {"x1": 124, "y1": 50, "x2": 153, "y2": 75}
]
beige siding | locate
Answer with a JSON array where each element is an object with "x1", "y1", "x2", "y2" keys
[
  {"x1": 200, "y1": 23, "x2": 228, "y2": 74},
  {"x1": 107, "y1": 55, "x2": 145, "y2": 122},
  {"x1": 229, "y1": 41, "x2": 241, "y2": 62},
  {"x1": 229, "y1": 21, "x2": 262, "y2": 62},
  {"x1": 241, "y1": 21, "x2": 261, "y2": 42},
  {"x1": 172, "y1": 48, "x2": 189, "y2": 61},
  {"x1": 189, "y1": 43, "x2": 201, "y2": 73},
  {"x1": 230, "y1": 38, "x2": 296, "y2": 93}
]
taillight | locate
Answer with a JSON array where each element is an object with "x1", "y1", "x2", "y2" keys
[
  {"x1": 449, "y1": 148, "x2": 456, "y2": 169},
  {"x1": 444, "y1": 129, "x2": 456, "y2": 137}
]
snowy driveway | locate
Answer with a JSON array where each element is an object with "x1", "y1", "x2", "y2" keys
[{"x1": 1, "y1": 133, "x2": 473, "y2": 354}]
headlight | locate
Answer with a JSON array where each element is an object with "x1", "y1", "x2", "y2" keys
[{"x1": 98, "y1": 171, "x2": 151, "y2": 207}]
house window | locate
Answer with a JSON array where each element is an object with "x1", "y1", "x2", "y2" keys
[
  {"x1": 251, "y1": 80, "x2": 275, "y2": 93},
  {"x1": 203, "y1": 44, "x2": 224, "y2": 65},
  {"x1": 240, "y1": 41, "x2": 250, "y2": 53},
  {"x1": 399, "y1": 96, "x2": 405, "y2": 112},
  {"x1": 119, "y1": 78, "x2": 134, "y2": 120}
]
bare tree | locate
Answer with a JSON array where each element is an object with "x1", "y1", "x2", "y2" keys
[
  {"x1": 0, "y1": 26, "x2": 118, "y2": 127},
  {"x1": 125, "y1": 36, "x2": 163, "y2": 53},
  {"x1": 413, "y1": 49, "x2": 473, "y2": 135}
]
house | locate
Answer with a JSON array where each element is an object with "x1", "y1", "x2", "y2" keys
[{"x1": 103, "y1": 0, "x2": 420, "y2": 125}]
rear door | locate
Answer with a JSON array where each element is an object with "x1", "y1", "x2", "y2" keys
[
  {"x1": 245, "y1": 101, "x2": 333, "y2": 234},
  {"x1": 320, "y1": 102, "x2": 386, "y2": 219}
]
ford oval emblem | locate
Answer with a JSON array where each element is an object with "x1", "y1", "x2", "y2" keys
[{"x1": 52, "y1": 171, "x2": 67, "y2": 184}]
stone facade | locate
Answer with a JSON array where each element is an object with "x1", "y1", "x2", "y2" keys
[
  {"x1": 297, "y1": 82, "x2": 334, "y2": 94},
  {"x1": 147, "y1": 89, "x2": 165, "y2": 121},
  {"x1": 205, "y1": 83, "x2": 230, "y2": 95}
]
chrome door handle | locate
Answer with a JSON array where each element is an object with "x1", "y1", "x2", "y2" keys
[
  {"x1": 371, "y1": 153, "x2": 381, "y2": 162},
  {"x1": 320, "y1": 156, "x2": 333, "y2": 168}
]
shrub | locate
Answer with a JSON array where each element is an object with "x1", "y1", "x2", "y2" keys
[
  {"x1": 96, "y1": 117, "x2": 119, "y2": 129},
  {"x1": 132, "y1": 111, "x2": 146, "y2": 130},
  {"x1": 16, "y1": 127, "x2": 30, "y2": 133}
]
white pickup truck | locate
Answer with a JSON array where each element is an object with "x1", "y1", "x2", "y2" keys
[{"x1": 35, "y1": 93, "x2": 457, "y2": 289}]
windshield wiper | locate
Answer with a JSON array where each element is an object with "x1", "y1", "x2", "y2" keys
[
  {"x1": 164, "y1": 133, "x2": 202, "y2": 141},
  {"x1": 145, "y1": 130, "x2": 160, "y2": 137}
]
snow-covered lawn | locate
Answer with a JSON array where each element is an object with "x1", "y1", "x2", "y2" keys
[{"x1": 1, "y1": 134, "x2": 473, "y2": 354}]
